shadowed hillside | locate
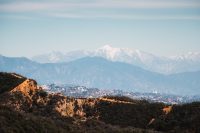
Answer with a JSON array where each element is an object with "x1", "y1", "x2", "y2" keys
[
  {"x1": 0, "y1": 72, "x2": 26, "y2": 93},
  {"x1": 0, "y1": 72, "x2": 200, "y2": 133}
]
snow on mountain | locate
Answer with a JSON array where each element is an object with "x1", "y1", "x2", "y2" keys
[
  {"x1": 31, "y1": 51, "x2": 63, "y2": 63},
  {"x1": 32, "y1": 45, "x2": 157, "y2": 64},
  {"x1": 32, "y1": 50, "x2": 91, "y2": 63},
  {"x1": 95, "y1": 45, "x2": 123, "y2": 60},
  {"x1": 31, "y1": 45, "x2": 200, "y2": 74},
  {"x1": 94, "y1": 45, "x2": 156, "y2": 63},
  {"x1": 170, "y1": 52, "x2": 200, "y2": 61}
]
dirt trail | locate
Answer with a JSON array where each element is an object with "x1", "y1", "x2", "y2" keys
[{"x1": 99, "y1": 97, "x2": 135, "y2": 104}]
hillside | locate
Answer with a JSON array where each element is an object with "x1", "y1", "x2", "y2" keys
[
  {"x1": 0, "y1": 72, "x2": 26, "y2": 93},
  {"x1": 0, "y1": 72, "x2": 200, "y2": 133},
  {"x1": 1, "y1": 55, "x2": 200, "y2": 95}
]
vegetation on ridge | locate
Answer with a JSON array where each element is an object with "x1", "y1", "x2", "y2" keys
[{"x1": 0, "y1": 72, "x2": 200, "y2": 133}]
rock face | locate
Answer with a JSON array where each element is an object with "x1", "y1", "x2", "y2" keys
[
  {"x1": 0, "y1": 72, "x2": 100, "y2": 119},
  {"x1": 11, "y1": 79, "x2": 38, "y2": 96},
  {"x1": 0, "y1": 72, "x2": 200, "y2": 133}
]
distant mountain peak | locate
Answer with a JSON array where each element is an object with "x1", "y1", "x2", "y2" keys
[
  {"x1": 100, "y1": 44, "x2": 114, "y2": 50},
  {"x1": 170, "y1": 51, "x2": 200, "y2": 61},
  {"x1": 96, "y1": 45, "x2": 121, "y2": 59},
  {"x1": 98, "y1": 45, "x2": 139, "y2": 53}
]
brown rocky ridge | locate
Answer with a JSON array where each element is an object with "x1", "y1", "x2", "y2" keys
[{"x1": 0, "y1": 72, "x2": 200, "y2": 133}]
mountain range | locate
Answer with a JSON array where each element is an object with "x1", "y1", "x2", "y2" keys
[
  {"x1": 0, "y1": 54, "x2": 200, "y2": 95},
  {"x1": 32, "y1": 45, "x2": 200, "y2": 74}
]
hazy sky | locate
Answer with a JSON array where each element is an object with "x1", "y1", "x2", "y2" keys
[{"x1": 0, "y1": 0, "x2": 200, "y2": 57}]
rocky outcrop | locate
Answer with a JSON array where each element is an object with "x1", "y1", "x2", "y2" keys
[{"x1": 0, "y1": 72, "x2": 99, "y2": 118}]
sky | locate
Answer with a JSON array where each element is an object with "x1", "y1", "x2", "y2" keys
[{"x1": 0, "y1": 0, "x2": 200, "y2": 58}]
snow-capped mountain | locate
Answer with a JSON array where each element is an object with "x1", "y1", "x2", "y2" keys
[
  {"x1": 32, "y1": 50, "x2": 91, "y2": 63},
  {"x1": 94, "y1": 45, "x2": 157, "y2": 64},
  {"x1": 32, "y1": 45, "x2": 200, "y2": 74},
  {"x1": 32, "y1": 45, "x2": 156, "y2": 64},
  {"x1": 170, "y1": 52, "x2": 200, "y2": 61}
]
